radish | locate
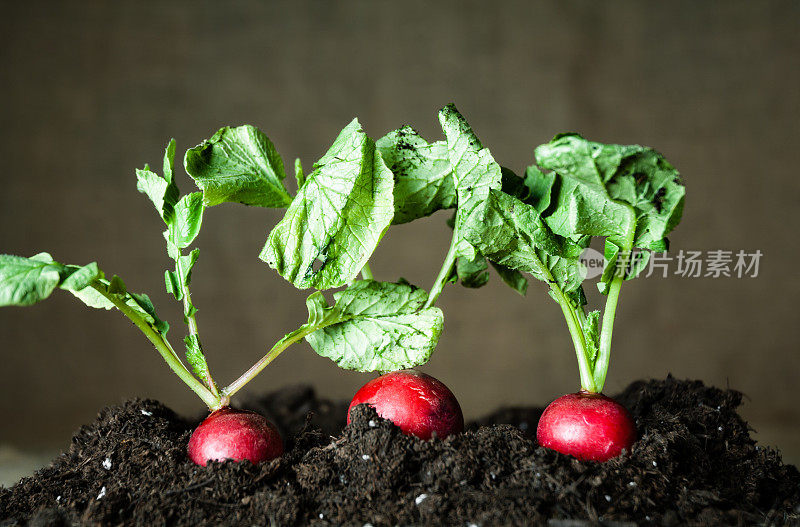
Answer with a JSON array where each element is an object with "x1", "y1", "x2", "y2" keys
[
  {"x1": 187, "y1": 408, "x2": 283, "y2": 466},
  {"x1": 348, "y1": 370, "x2": 464, "y2": 440},
  {"x1": 460, "y1": 131, "x2": 685, "y2": 461},
  {"x1": 536, "y1": 392, "x2": 636, "y2": 462}
]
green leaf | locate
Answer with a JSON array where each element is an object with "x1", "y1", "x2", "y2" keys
[
  {"x1": 260, "y1": 119, "x2": 394, "y2": 290},
  {"x1": 0, "y1": 253, "x2": 63, "y2": 306},
  {"x1": 305, "y1": 280, "x2": 444, "y2": 372},
  {"x1": 535, "y1": 133, "x2": 685, "y2": 263},
  {"x1": 294, "y1": 158, "x2": 305, "y2": 189},
  {"x1": 305, "y1": 291, "x2": 332, "y2": 327},
  {"x1": 438, "y1": 104, "x2": 502, "y2": 261},
  {"x1": 136, "y1": 140, "x2": 180, "y2": 223},
  {"x1": 521, "y1": 165, "x2": 556, "y2": 214},
  {"x1": 490, "y1": 262, "x2": 528, "y2": 296},
  {"x1": 59, "y1": 263, "x2": 102, "y2": 291},
  {"x1": 164, "y1": 232, "x2": 181, "y2": 260},
  {"x1": 129, "y1": 292, "x2": 170, "y2": 334},
  {"x1": 169, "y1": 192, "x2": 204, "y2": 249},
  {"x1": 9, "y1": 254, "x2": 173, "y2": 335},
  {"x1": 136, "y1": 168, "x2": 169, "y2": 217},
  {"x1": 163, "y1": 138, "x2": 177, "y2": 183},
  {"x1": 184, "y1": 335, "x2": 210, "y2": 384},
  {"x1": 66, "y1": 285, "x2": 115, "y2": 310},
  {"x1": 184, "y1": 124, "x2": 292, "y2": 208},
  {"x1": 456, "y1": 254, "x2": 490, "y2": 288},
  {"x1": 1, "y1": 254, "x2": 174, "y2": 336},
  {"x1": 177, "y1": 248, "x2": 200, "y2": 286},
  {"x1": 108, "y1": 275, "x2": 127, "y2": 296},
  {"x1": 462, "y1": 189, "x2": 587, "y2": 295},
  {"x1": 376, "y1": 126, "x2": 456, "y2": 224},
  {"x1": 165, "y1": 269, "x2": 182, "y2": 301},
  {"x1": 584, "y1": 309, "x2": 601, "y2": 364}
]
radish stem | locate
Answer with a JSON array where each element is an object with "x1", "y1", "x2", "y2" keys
[{"x1": 91, "y1": 282, "x2": 220, "y2": 409}]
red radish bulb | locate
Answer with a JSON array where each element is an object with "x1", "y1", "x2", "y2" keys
[
  {"x1": 187, "y1": 407, "x2": 283, "y2": 466},
  {"x1": 536, "y1": 391, "x2": 636, "y2": 462},
  {"x1": 348, "y1": 369, "x2": 464, "y2": 440}
]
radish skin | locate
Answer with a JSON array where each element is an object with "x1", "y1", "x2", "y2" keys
[
  {"x1": 187, "y1": 407, "x2": 283, "y2": 466},
  {"x1": 536, "y1": 391, "x2": 636, "y2": 462},
  {"x1": 348, "y1": 370, "x2": 464, "y2": 440}
]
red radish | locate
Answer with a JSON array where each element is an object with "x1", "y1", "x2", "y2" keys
[
  {"x1": 348, "y1": 369, "x2": 464, "y2": 440},
  {"x1": 187, "y1": 407, "x2": 283, "y2": 466},
  {"x1": 536, "y1": 391, "x2": 636, "y2": 462}
]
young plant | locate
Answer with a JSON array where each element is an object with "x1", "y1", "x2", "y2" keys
[
  {"x1": 0, "y1": 115, "x2": 480, "y2": 461},
  {"x1": 340, "y1": 105, "x2": 528, "y2": 438},
  {"x1": 455, "y1": 123, "x2": 685, "y2": 461}
]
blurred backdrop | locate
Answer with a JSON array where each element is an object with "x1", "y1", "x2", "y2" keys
[{"x1": 1, "y1": 1, "x2": 799, "y2": 471}]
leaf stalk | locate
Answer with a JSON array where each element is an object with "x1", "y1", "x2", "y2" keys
[
  {"x1": 424, "y1": 227, "x2": 459, "y2": 309},
  {"x1": 92, "y1": 282, "x2": 221, "y2": 409}
]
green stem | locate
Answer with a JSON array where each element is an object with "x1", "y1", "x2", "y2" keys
[
  {"x1": 92, "y1": 283, "x2": 220, "y2": 409},
  {"x1": 424, "y1": 229, "x2": 459, "y2": 309},
  {"x1": 550, "y1": 285, "x2": 596, "y2": 392},
  {"x1": 176, "y1": 259, "x2": 218, "y2": 398},
  {"x1": 593, "y1": 275, "x2": 623, "y2": 392},
  {"x1": 592, "y1": 203, "x2": 637, "y2": 393},
  {"x1": 360, "y1": 262, "x2": 374, "y2": 280},
  {"x1": 221, "y1": 324, "x2": 319, "y2": 402}
]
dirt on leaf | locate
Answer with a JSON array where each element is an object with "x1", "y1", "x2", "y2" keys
[{"x1": 1, "y1": 377, "x2": 798, "y2": 526}]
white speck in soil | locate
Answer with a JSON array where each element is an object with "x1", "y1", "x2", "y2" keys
[
  {"x1": 97, "y1": 486, "x2": 106, "y2": 500},
  {"x1": 605, "y1": 495, "x2": 611, "y2": 502},
  {"x1": 56, "y1": 496, "x2": 61, "y2": 502},
  {"x1": 646, "y1": 516, "x2": 651, "y2": 521},
  {"x1": 361, "y1": 454, "x2": 370, "y2": 461},
  {"x1": 467, "y1": 523, "x2": 479, "y2": 527},
  {"x1": 319, "y1": 513, "x2": 324, "y2": 519},
  {"x1": 490, "y1": 472, "x2": 496, "y2": 480},
  {"x1": 652, "y1": 461, "x2": 657, "y2": 467},
  {"x1": 368, "y1": 419, "x2": 377, "y2": 427},
  {"x1": 628, "y1": 481, "x2": 636, "y2": 487},
  {"x1": 102, "y1": 457, "x2": 112, "y2": 470},
  {"x1": 363, "y1": 524, "x2": 374, "y2": 527},
  {"x1": 140, "y1": 409, "x2": 153, "y2": 416},
  {"x1": 415, "y1": 493, "x2": 428, "y2": 505},
  {"x1": 718, "y1": 426, "x2": 723, "y2": 431}
]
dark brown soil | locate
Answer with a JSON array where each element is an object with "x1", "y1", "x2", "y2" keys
[{"x1": 1, "y1": 376, "x2": 798, "y2": 526}]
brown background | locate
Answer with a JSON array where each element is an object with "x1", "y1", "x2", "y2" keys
[{"x1": 1, "y1": 2, "x2": 799, "y2": 463}]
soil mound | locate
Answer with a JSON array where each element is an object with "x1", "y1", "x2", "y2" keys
[{"x1": 1, "y1": 377, "x2": 798, "y2": 525}]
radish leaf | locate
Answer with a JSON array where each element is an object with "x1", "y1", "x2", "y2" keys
[
  {"x1": 376, "y1": 126, "x2": 455, "y2": 224},
  {"x1": 184, "y1": 335, "x2": 210, "y2": 384},
  {"x1": 184, "y1": 125, "x2": 292, "y2": 208},
  {"x1": 463, "y1": 189, "x2": 586, "y2": 295},
  {"x1": 261, "y1": 119, "x2": 394, "y2": 290},
  {"x1": 168, "y1": 192, "x2": 204, "y2": 249},
  {"x1": 305, "y1": 280, "x2": 443, "y2": 372},
  {"x1": 535, "y1": 133, "x2": 685, "y2": 280},
  {"x1": 438, "y1": 104, "x2": 502, "y2": 261},
  {"x1": 0, "y1": 253, "x2": 63, "y2": 306}
]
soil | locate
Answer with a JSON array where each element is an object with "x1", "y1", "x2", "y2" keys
[{"x1": 1, "y1": 376, "x2": 798, "y2": 526}]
